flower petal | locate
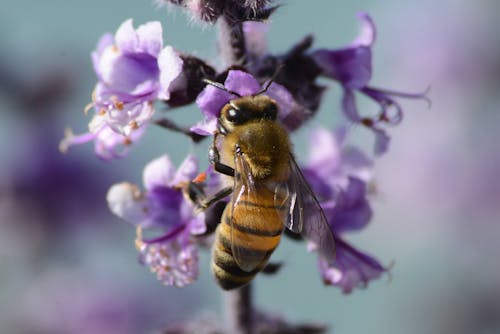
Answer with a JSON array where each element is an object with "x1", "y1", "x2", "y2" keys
[
  {"x1": 143, "y1": 155, "x2": 176, "y2": 190},
  {"x1": 157, "y1": 46, "x2": 183, "y2": 100},
  {"x1": 352, "y1": 12, "x2": 376, "y2": 47},
  {"x1": 341, "y1": 88, "x2": 363, "y2": 122},
  {"x1": 190, "y1": 117, "x2": 218, "y2": 136},
  {"x1": 115, "y1": 19, "x2": 163, "y2": 56},
  {"x1": 224, "y1": 70, "x2": 261, "y2": 96},
  {"x1": 196, "y1": 84, "x2": 232, "y2": 118},
  {"x1": 373, "y1": 127, "x2": 391, "y2": 156},
  {"x1": 171, "y1": 154, "x2": 198, "y2": 186},
  {"x1": 312, "y1": 47, "x2": 372, "y2": 89},
  {"x1": 136, "y1": 21, "x2": 163, "y2": 56},
  {"x1": 107, "y1": 182, "x2": 149, "y2": 225},
  {"x1": 319, "y1": 236, "x2": 387, "y2": 294},
  {"x1": 114, "y1": 19, "x2": 137, "y2": 54}
]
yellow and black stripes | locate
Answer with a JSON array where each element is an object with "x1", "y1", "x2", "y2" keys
[{"x1": 211, "y1": 195, "x2": 286, "y2": 289}]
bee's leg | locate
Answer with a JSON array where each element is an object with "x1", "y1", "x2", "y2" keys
[
  {"x1": 196, "y1": 201, "x2": 227, "y2": 236},
  {"x1": 209, "y1": 142, "x2": 235, "y2": 177},
  {"x1": 262, "y1": 262, "x2": 283, "y2": 275},
  {"x1": 199, "y1": 186, "x2": 233, "y2": 209},
  {"x1": 186, "y1": 181, "x2": 206, "y2": 203}
]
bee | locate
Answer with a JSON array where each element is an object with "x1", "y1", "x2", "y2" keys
[{"x1": 201, "y1": 78, "x2": 336, "y2": 290}]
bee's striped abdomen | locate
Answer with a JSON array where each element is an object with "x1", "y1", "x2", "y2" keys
[{"x1": 211, "y1": 189, "x2": 287, "y2": 290}]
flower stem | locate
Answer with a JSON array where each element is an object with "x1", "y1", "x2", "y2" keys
[
  {"x1": 218, "y1": 16, "x2": 247, "y2": 67},
  {"x1": 223, "y1": 284, "x2": 254, "y2": 334},
  {"x1": 154, "y1": 118, "x2": 205, "y2": 143}
]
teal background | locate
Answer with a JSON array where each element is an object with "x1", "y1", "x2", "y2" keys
[{"x1": 1, "y1": 0, "x2": 500, "y2": 333}]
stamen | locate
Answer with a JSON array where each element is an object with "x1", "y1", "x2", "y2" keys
[
  {"x1": 123, "y1": 137, "x2": 132, "y2": 146},
  {"x1": 83, "y1": 102, "x2": 94, "y2": 115},
  {"x1": 114, "y1": 100, "x2": 124, "y2": 110},
  {"x1": 129, "y1": 120, "x2": 139, "y2": 130}
]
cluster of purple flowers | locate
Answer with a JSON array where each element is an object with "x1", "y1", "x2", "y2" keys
[{"x1": 64, "y1": 0, "x2": 427, "y2": 293}]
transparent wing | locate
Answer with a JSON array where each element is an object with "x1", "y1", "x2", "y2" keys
[
  {"x1": 229, "y1": 152, "x2": 271, "y2": 272},
  {"x1": 284, "y1": 154, "x2": 336, "y2": 264}
]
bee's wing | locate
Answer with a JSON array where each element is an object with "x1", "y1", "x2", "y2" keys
[
  {"x1": 283, "y1": 154, "x2": 336, "y2": 264},
  {"x1": 229, "y1": 153, "x2": 271, "y2": 272}
]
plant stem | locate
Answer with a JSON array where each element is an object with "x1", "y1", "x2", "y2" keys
[
  {"x1": 217, "y1": 15, "x2": 247, "y2": 67},
  {"x1": 223, "y1": 284, "x2": 254, "y2": 334},
  {"x1": 154, "y1": 118, "x2": 205, "y2": 143}
]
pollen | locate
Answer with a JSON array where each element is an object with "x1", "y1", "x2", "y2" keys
[
  {"x1": 114, "y1": 100, "x2": 124, "y2": 110},
  {"x1": 192, "y1": 172, "x2": 207, "y2": 184}
]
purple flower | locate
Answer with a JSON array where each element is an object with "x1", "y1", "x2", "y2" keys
[
  {"x1": 90, "y1": 19, "x2": 183, "y2": 136},
  {"x1": 59, "y1": 114, "x2": 147, "y2": 161},
  {"x1": 311, "y1": 12, "x2": 429, "y2": 155},
  {"x1": 302, "y1": 127, "x2": 388, "y2": 293},
  {"x1": 192, "y1": 70, "x2": 306, "y2": 135},
  {"x1": 106, "y1": 154, "x2": 205, "y2": 286},
  {"x1": 318, "y1": 237, "x2": 388, "y2": 294}
]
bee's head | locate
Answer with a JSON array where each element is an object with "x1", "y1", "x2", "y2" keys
[
  {"x1": 203, "y1": 67, "x2": 283, "y2": 135},
  {"x1": 219, "y1": 95, "x2": 278, "y2": 131}
]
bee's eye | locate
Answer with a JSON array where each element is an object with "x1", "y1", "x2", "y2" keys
[
  {"x1": 226, "y1": 108, "x2": 249, "y2": 124},
  {"x1": 263, "y1": 103, "x2": 278, "y2": 120},
  {"x1": 227, "y1": 108, "x2": 238, "y2": 120}
]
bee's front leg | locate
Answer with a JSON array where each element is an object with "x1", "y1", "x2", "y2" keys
[
  {"x1": 209, "y1": 141, "x2": 235, "y2": 177},
  {"x1": 199, "y1": 186, "x2": 233, "y2": 210}
]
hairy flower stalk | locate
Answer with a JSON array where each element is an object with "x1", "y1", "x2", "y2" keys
[
  {"x1": 224, "y1": 285, "x2": 254, "y2": 334},
  {"x1": 218, "y1": 16, "x2": 247, "y2": 67}
]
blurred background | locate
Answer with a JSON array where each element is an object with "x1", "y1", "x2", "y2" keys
[{"x1": 1, "y1": 0, "x2": 500, "y2": 333}]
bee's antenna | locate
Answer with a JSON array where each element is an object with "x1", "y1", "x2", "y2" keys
[
  {"x1": 256, "y1": 64, "x2": 285, "y2": 95},
  {"x1": 203, "y1": 78, "x2": 242, "y2": 98}
]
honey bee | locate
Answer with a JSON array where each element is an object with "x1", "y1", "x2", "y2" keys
[{"x1": 201, "y1": 79, "x2": 336, "y2": 290}]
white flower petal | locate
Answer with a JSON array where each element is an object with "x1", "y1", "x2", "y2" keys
[{"x1": 107, "y1": 182, "x2": 149, "y2": 225}]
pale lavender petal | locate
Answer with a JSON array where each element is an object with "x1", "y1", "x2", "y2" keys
[
  {"x1": 341, "y1": 147, "x2": 374, "y2": 182},
  {"x1": 373, "y1": 127, "x2": 390, "y2": 156},
  {"x1": 142, "y1": 155, "x2": 176, "y2": 190},
  {"x1": 190, "y1": 118, "x2": 218, "y2": 136},
  {"x1": 157, "y1": 46, "x2": 183, "y2": 100},
  {"x1": 114, "y1": 19, "x2": 136, "y2": 54},
  {"x1": 179, "y1": 200, "x2": 206, "y2": 235},
  {"x1": 91, "y1": 33, "x2": 114, "y2": 79},
  {"x1": 224, "y1": 70, "x2": 261, "y2": 96},
  {"x1": 107, "y1": 182, "x2": 149, "y2": 225},
  {"x1": 266, "y1": 82, "x2": 293, "y2": 118},
  {"x1": 196, "y1": 85, "x2": 232, "y2": 118},
  {"x1": 135, "y1": 21, "x2": 163, "y2": 56},
  {"x1": 170, "y1": 154, "x2": 198, "y2": 186},
  {"x1": 266, "y1": 82, "x2": 310, "y2": 131},
  {"x1": 308, "y1": 127, "x2": 342, "y2": 173},
  {"x1": 319, "y1": 236, "x2": 387, "y2": 294},
  {"x1": 342, "y1": 88, "x2": 362, "y2": 122},
  {"x1": 352, "y1": 12, "x2": 376, "y2": 47},
  {"x1": 115, "y1": 20, "x2": 163, "y2": 56}
]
